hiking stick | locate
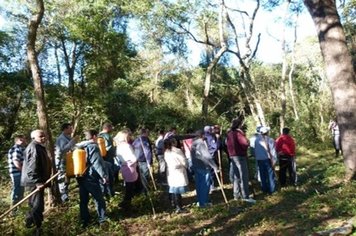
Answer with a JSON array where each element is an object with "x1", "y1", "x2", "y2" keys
[
  {"x1": 213, "y1": 169, "x2": 229, "y2": 206},
  {"x1": 137, "y1": 166, "x2": 156, "y2": 218},
  {"x1": 217, "y1": 150, "x2": 224, "y2": 185},
  {"x1": 0, "y1": 172, "x2": 60, "y2": 220},
  {"x1": 139, "y1": 138, "x2": 157, "y2": 191}
]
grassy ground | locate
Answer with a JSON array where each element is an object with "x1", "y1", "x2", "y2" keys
[{"x1": 0, "y1": 147, "x2": 355, "y2": 235}]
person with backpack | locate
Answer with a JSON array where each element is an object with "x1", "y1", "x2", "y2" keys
[
  {"x1": 226, "y1": 119, "x2": 255, "y2": 203},
  {"x1": 276, "y1": 127, "x2": 297, "y2": 187},
  {"x1": 254, "y1": 126, "x2": 277, "y2": 194},
  {"x1": 98, "y1": 122, "x2": 116, "y2": 198},
  {"x1": 75, "y1": 129, "x2": 108, "y2": 227}
]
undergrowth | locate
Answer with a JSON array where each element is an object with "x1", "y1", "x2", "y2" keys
[{"x1": 0, "y1": 146, "x2": 355, "y2": 235}]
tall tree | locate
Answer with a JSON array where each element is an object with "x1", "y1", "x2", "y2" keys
[
  {"x1": 304, "y1": 0, "x2": 356, "y2": 181},
  {"x1": 27, "y1": 0, "x2": 60, "y2": 202}
]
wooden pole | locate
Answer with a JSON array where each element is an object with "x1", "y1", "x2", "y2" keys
[
  {"x1": 0, "y1": 172, "x2": 60, "y2": 220},
  {"x1": 214, "y1": 169, "x2": 229, "y2": 206}
]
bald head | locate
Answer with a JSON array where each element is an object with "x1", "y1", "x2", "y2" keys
[{"x1": 31, "y1": 130, "x2": 46, "y2": 144}]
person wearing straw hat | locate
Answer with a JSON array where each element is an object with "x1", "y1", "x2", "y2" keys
[{"x1": 21, "y1": 130, "x2": 51, "y2": 234}]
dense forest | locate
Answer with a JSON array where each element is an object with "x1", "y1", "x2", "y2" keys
[{"x1": 0, "y1": 0, "x2": 355, "y2": 235}]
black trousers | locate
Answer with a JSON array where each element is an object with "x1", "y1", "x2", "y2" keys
[
  {"x1": 27, "y1": 187, "x2": 45, "y2": 228},
  {"x1": 278, "y1": 157, "x2": 297, "y2": 186}
]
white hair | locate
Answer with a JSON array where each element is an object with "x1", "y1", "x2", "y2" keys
[{"x1": 30, "y1": 129, "x2": 44, "y2": 139}]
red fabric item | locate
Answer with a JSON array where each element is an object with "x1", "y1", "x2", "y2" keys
[
  {"x1": 226, "y1": 129, "x2": 249, "y2": 157},
  {"x1": 275, "y1": 134, "x2": 296, "y2": 157}
]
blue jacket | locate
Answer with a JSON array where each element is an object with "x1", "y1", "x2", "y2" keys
[
  {"x1": 76, "y1": 141, "x2": 107, "y2": 182},
  {"x1": 133, "y1": 136, "x2": 152, "y2": 164}
]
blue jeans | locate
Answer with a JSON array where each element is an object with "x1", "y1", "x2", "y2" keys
[
  {"x1": 10, "y1": 174, "x2": 24, "y2": 204},
  {"x1": 257, "y1": 159, "x2": 276, "y2": 194},
  {"x1": 231, "y1": 156, "x2": 250, "y2": 199},
  {"x1": 194, "y1": 168, "x2": 211, "y2": 207},
  {"x1": 78, "y1": 178, "x2": 106, "y2": 225}
]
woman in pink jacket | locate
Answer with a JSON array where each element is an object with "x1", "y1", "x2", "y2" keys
[{"x1": 114, "y1": 129, "x2": 140, "y2": 210}]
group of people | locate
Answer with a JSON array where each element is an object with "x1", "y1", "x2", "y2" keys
[{"x1": 7, "y1": 119, "x2": 299, "y2": 234}]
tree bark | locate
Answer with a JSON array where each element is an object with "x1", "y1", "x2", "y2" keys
[
  {"x1": 304, "y1": 0, "x2": 356, "y2": 181},
  {"x1": 27, "y1": 0, "x2": 61, "y2": 203}
]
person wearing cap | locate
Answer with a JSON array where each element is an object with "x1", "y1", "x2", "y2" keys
[
  {"x1": 226, "y1": 119, "x2": 255, "y2": 203},
  {"x1": 276, "y1": 127, "x2": 297, "y2": 187},
  {"x1": 191, "y1": 130, "x2": 218, "y2": 207},
  {"x1": 254, "y1": 126, "x2": 277, "y2": 194}
]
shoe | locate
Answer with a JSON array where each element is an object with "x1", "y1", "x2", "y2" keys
[
  {"x1": 242, "y1": 198, "x2": 256, "y2": 204},
  {"x1": 175, "y1": 208, "x2": 188, "y2": 214}
]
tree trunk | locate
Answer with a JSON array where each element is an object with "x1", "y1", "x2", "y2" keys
[
  {"x1": 202, "y1": 0, "x2": 228, "y2": 119},
  {"x1": 289, "y1": 13, "x2": 299, "y2": 120},
  {"x1": 279, "y1": 1, "x2": 290, "y2": 133},
  {"x1": 304, "y1": 0, "x2": 356, "y2": 181},
  {"x1": 27, "y1": 0, "x2": 61, "y2": 203}
]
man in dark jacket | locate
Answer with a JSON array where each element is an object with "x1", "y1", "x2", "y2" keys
[
  {"x1": 75, "y1": 129, "x2": 108, "y2": 227},
  {"x1": 21, "y1": 130, "x2": 51, "y2": 233}
]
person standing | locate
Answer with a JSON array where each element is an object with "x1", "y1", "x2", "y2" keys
[
  {"x1": 276, "y1": 127, "x2": 297, "y2": 187},
  {"x1": 75, "y1": 130, "x2": 108, "y2": 227},
  {"x1": 226, "y1": 119, "x2": 255, "y2": 203},
  {"x1": 155, "y1": 129, "x2": 167, "y2": 185},
  {"x1": 133, "y1": 128, "x2": 153, "y2": 192},
  {"x1": 191, "y1": 130, "x2": 217, "y2": 208},
  {"x1": 249, "y1": 126, "x2": 262, "y2": 182},
  {"x1": 98, "y1": 122, "x2": 116, "y2": 197},
  {"x1": 204, "y1": 126, "x2": 218, "y2": 192},
  {"x1": 254, "y1": 126, "x2": 277, "y2": 194},
  {"x1": 21, "y1": 130, "x2": 51, "y2": 234},
  {"x1": 8, "y1": 135, "x2": 27, "y2": 214},
  {"x1": 54, "y1": 123, "x2": 78, "y2": 202},
  {"x1": 328, "y1": 119, "x2": 341, "y2": 157},
  {"x1": 114, "y1": 129, "x2": 140, "y2": 211},
  {"x1": 164, "y1": 138, "x2": 189, "y2": 213}
]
